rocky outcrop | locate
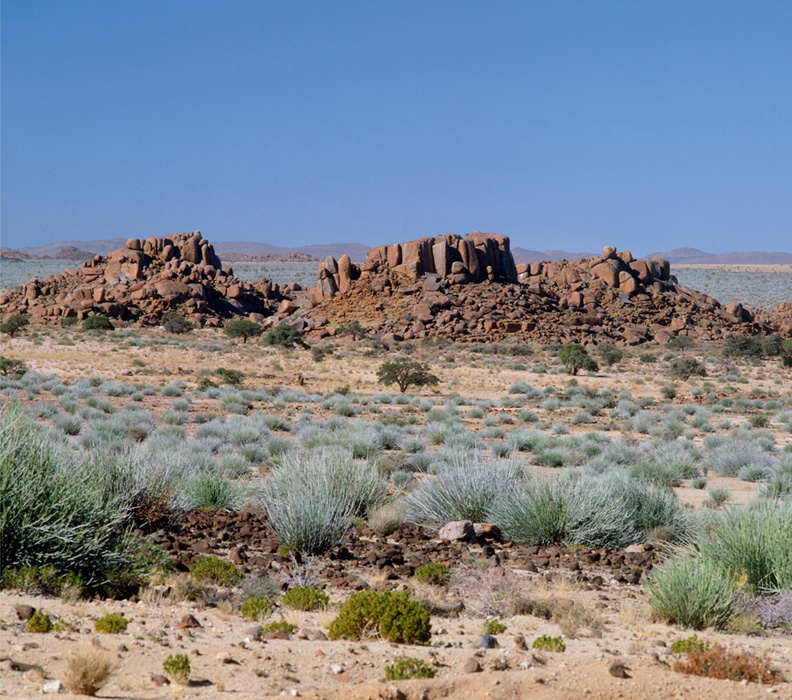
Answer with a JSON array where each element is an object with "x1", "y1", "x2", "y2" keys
[
  {"x1": 0, "y1": 232, "x2": 287, "y2": 327},
  {"x1": 311, "y1": 232, "x2": 518, "y2": 303},
  {"x1": 285, "y1": 239, "x2": 790, "y2": 345}
]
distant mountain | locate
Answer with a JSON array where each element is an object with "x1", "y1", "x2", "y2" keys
[
  {"x1": 511, "y1": 247, "x2": 596, "y2": 264},
  {"x1": 648, "y1": 248, "x2": 792, "y2": 265},
  {"x1": 21, "y1": 238, "x2": 127, "y2": 257},
  {"x1": 51, "y1": 247, "x2": 94, "y2": 261},
  {"x1": 213, "y1": 241, "x2": 369, "y2": 262}
]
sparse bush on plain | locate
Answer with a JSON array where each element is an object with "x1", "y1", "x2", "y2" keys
[
  {"x1": 189, "y1": 556, "x2": 242, "y2": 586},
  {"x1": 328, "y1": 590, "x2": 431, "y2": 644},
  {"x1": 82, "y1": 314, "x2": 113, "y2": 331},
  {"x1": 384, "y1": 657, "x2": 437, "y2": 680},
  {"x1": 282, "y1": 585, "x2": 329, "y2": 611},
  {"x1": 63, "y1": 650, "x2": 116, "y2": 696},
  {"x1": 377, "y1": 359, "x2": 439, "y2": 393}
]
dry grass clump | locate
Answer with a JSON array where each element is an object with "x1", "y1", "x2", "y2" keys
[
  {"x1": 673, "y1": 645, "x2": 783, "y2": 685},
  {"x1": 549, "y1": 597, "x2": 604, "y2": 638},
  {"x1": 63, "y1": 649, "x2": 116, "y2": 696},
  {"x1": 449, "y1": 562, "x2": 535, "y2": 618}
]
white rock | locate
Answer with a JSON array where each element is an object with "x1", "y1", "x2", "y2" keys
[
  {"x1": 42, "y1": 680, "x2": 65, "y2": 694},
  {"x1": 330, "y1": 664, "x2": 344, "y2": 675}
]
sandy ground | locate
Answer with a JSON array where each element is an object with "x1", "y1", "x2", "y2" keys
[
  {"x1": 3, "y1": 328, "x2": 792, "y2": 698},
  {"x1": 2, "y1": 589, "x2": 791, "y2": 700}
]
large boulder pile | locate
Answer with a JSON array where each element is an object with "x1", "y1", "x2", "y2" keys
[
  {"x1": 311, "y1": 232, "x2": 518, "y2": 302},
  {"x1": 0, "y1": 232, "x2": 287, "y2": 327},
  {"x1": 291, "y1": 234, "x2": 790, "y2": 345}
]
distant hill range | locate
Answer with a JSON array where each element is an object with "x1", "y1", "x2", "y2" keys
[
  {"x1": 512, "y1": 247, "x2": 596, "y2": 263},
  {"x1": 8, "y1": 238, "x2": 791, "y2": 266},
  {"x1": 646, "y1": 247, "x2": 792, "y2": 265}
]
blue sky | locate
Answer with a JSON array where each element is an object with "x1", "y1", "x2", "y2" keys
[{"x1": 2, "y1": 1, "x2": 791, "y2": 254}]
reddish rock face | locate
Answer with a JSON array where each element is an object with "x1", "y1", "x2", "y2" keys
[{"x1": 0, "y1": 231, "x2": 287, "y2": 327}]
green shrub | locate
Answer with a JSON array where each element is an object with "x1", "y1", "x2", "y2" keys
[
  {"x1": 26, "y1": 610, "x2": 53, "y2": 633},
  {"x1": 413, "y1": 562, "x2": 451, "y2": 586},
  {"x1": 384, "y1": 657, "x2": 437, "y2": 680},
  {"x1": 644, "y1": 551, "x2": 738, "y2": 629},
  {"x1": 669, "y1": 357, "x2": 706, "y2": 380},
  {"x1": 162, "y1": 653, "x2": 190, "y2": 684},
  {"x1": 1, "y1": 564, "x2": 64, "y2": 595},
  {"x1": 215, "y1": 367, "x2": 244, "y2": 386},
  {"x1": 261, "y1": 619, "x2": 297, "y2": 636},
  {"x1": 95, "y1": 613, "x2": 128, "y2": 634},
  {"x1": 597, "y1": 343, "x2": 625, "y2": 367},
  {"x1": 483, "y1": 619, "x2": 507, "y2": 635},
  {"x1": 282, "y1": 586, "x2": 329, "y2": 611},
  {"x1": 264, "y1": 324, "x2": 308, "y2": 348},
  {"x1": 82, "y1": 315, "x2": 113, "y2": 331},
  {"x1": 161, "y1": 312, "x2": 193, "y2": 334},
  {"x1": 328, "y1": 590, "x2": 431, "y2": 644},
  {"x1": 189, "y1": 557, "x2": 242, "y2": 586},
  {"x1": 532, "y1": 634, "x2": 565, "y2": 652},
  {"x1": 241, "y1": 597, "x2": 273, "y2": 621},
  {"x1": 670, "y1": 634, "x2": 710, "y2": 654}
]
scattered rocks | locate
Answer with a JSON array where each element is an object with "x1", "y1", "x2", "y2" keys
[
  {"x1": 42, "y1": 680, "x2": 65, "y2": 694},
  {"x1": 438, "y1": 520, "x2": 476, "y2": 543},
  {"x1": 14, "y1": 604, "x2": 35, "y2": 621},
  {"x1": 474, "y1": 634, "x2": 499, "y2": 649},
  {"x1": 463, "y1": 657, "x2": 483, "y2": 673}
]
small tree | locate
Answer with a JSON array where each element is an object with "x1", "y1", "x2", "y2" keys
[
  {"x1": 264, "y1": 324, "x2": 308, "y2": 349},
  {"x1": 161, "y1": 311, "x2": 193, "y2": 334},
  {"x1": 669, "y1": 357, "x2": 706, "y2": 380},
  {"x1": 557, "y1": 343, "x2": 598, "y2": 376},
  {"x1": 82, "y1": 315, "x2": 113, "y2": 331},
  {"x1": 224, "y1": 319, "x2": 262, "y2": 344},
  {"x1": 0, "y1": 314, "x2": 29, "y2": 338},
  {"x1": 377, "y1": 359, "x2": 439, "y2": 393}
]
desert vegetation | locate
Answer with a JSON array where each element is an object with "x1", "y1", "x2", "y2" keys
[{"x1": 1, "y1": 322, "x2": 791, "y2": 698}]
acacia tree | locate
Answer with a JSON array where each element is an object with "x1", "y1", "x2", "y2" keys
[
  {"x1": 377, "y1": 359, "x2": 439, "y2": 393},
  {"x1": 224, "y1": 319, "x2": 263, "y2": 344},
  {"x1": 557, "y1": 343, "x2": 598, "y2": 376},
  {"x1": 0, "y1": 314, "x2": 29, "y2": 338}
]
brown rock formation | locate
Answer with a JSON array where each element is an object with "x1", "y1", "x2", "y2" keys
[
  {"x1": 0, "y1": 232, "x2": 287, "y2": 327},
  {"x1": 289, "y1": 240, "x2": 790, "y2": 345}
]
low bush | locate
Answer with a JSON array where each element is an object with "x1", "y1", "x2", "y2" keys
[
  {"x1": 162, "y1": 653, "x2": 191, "y2": 684},
  {"x1": 556, "y1": 344, "x2": 598, "y2": 376},
  {"x1": 240, "y1": 597, "x2": 273, "y2": 621},
  {"x1": 94, "y1": 613, "x2": 128, "y2": 634},
  {"x1": 670, "y1": 634, "x2": 710, "y2": 654},
  {"x1": 161, "y1": 312, "x2": 193, "y2": 334},
  {"x1": 82, "y1": 315, "x2": 113, "y2": 331},
  {"x1": 384, "y1": 657, "x2": 437, "y2": 680},
  {"x1": 261, "y1": 619, "x2": 297, "y2": 636},
  {"x1": 483, "y1": 619, "x2": 507, "y2": 635},
  {"x1": 532, "y1": 634, "x2": 565, "y2": 652},
  {"x1": 673, "y1": 645, "x2": 783, "y2": 684},
  {"x1": 26, "y1": 610, "x2": 53, "y2": 633},
  {"x1": 328, "y1": 590, "x2": 431, "y2": 644},
  {"x1": 264, "y1": 324, "x2": 308, "y2": 348},
  {"x1": 282, "y1": 585, "x2": 329, "y2": 611},
  {"x1": 0, "y1": 314, "x2": 29, "y2": 337},
  {"x1": 669, "y1": 357, "x2": 706, "y2": 380},
  {"x1": 189, "y1": 556, "x2": 242, "y2": 586},
  {"x1": 413, "y1": 562, "x2": 451, "y2": 586}
]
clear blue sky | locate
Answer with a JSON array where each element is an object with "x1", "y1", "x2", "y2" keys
[{"x1": 2, "y1": 1, "x2": 791, "y2": 254}]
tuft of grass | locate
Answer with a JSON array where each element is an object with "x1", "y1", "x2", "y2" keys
[
  {"x1": 63, "y1": 650, "x2": 116, "y2": 696},
  {"x1": 670, "y1": 634, "x2": 710, "y2": 654},
  {"x1": 26, "y1": 610, "x2": 53, "y2": 633},
  {"x1": 282, "y1": 586, "x2": 329, "y2": 611},
  {"x1": 162, "y1": 653, "x2": 191, "y2": 685},
  {"x1": 644, "y1": 550, "x2": 738, "y2": 629},
  {"x1": 413, "y1": 562, "x2": 451, "y2": 586},
  {"x1": 483, "y1": 619, "x2": 507, "y2": 635}
]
